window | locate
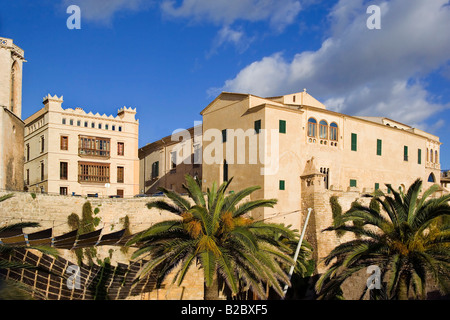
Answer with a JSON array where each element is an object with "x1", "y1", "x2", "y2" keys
[
  {"x1": 222, "y1": 129, "x2": 227, "y2": 143},
  {"x1": 377, "y1": 139, "x2": 382, "y2": 156},
  {"x1": 428, "y1": 173, "x2": 436, "y2": 183},
  {"x1": 117, "y1": 166, "x2": 124, "y2": 183},
  {"x1": 78, "y1": 162, "x2": 110, "y2": 183},
  {"x1": 70, "y1": 119, "x2": 74, "y2": 126},
  {"x1": 118, "y1": 126, "x2": 122, "y2": 132},
  {"x1": 60, "y1": 162, "x2": 68, "y2": 180},
  {"x1": 98, "y1": 123, "x2": 102, "y2": 129},
  {"x1": 41, "y1": 162, "x2": 45, "y2": 181},
  {"x1": 112, "y1": 125, "x2": 116, "y2": 131},
  {"x1": 223, "y1": 160, "x2": 228, "y2": 182},
  {"x1": 60, "y1": 187, "x2": 68, "y2": 196},
  {"x1": 77, "y1": 120, "x2": 81, "y2": 126},
  {"x1": 387, "y1": 184, "x2": 392, "y2": 194},
  {"x1": 307, "y1": 118, "x2": 317, "y2": 137},
  {"x1": 84, "y1": 121, "x2": 88, "y2": 127},
  {"x1": 193, "y1": 144, "x2": 201, "y2": 167},
  {"x1": 430, "y1": 149, "x2": 433, "y2": 163},
  {"x1": 105, "y1": 124, "x2": 109, "y2": 130},
  {"x1": 350, "y1": 179, "x2": 357, "y2": 187},
  {"x1": 40, "y1": 136, "x2": 45, "y2": 153},
  {"x1": 279, "y1": 180, "x2": 285, "y2": 190},
  {"x1": 117, "y1": 142, "x2": 125, "y2": 156},
  {"x1": 351, "y1": 133, "x2": 357, "y2": 151},
  {"x1": 26, "y1": 169, "x2": 29, "y2": 185},
  {"x1": 117, "y1": 189, "x2": 124, "y2": 198},
  {"x1": 375, "y1": 183, "x2": 380, "y2": 190},
  {"x1": 60, "y1": 136, "x2": 69, "y2": 150},
  {"x1": 151, "y1": 161, "x2": 159, "y2": 179},
  {"x1": 418, "y1": 149, "x2": 422, "y2": 165},
  {"x1": 435, "y1": 150, "x2": 438, "y2": 164},
  {"x1": 171, "y1": 151, "x2": 177, "y2": 170},
  {"x1": 62, "y1": 118, "x2": 66, "y2": 125},
  {"x1": 330, "y1": 123, "x2": 338, "y2": 141},
  {"x1": 254, "y1": 120, "x2": 261, "y2": 134},
  {"x1": 404, "y1": 146, "x2": 408, "y2": 161},
  {"x1": 79, "y1": 136, "x2": 111, "y2": 158},
  {"x1": 26, "y1": 144, "x2": 30, "y2": 162},
  {"x1": 91, "y1": 122, "x2": 95, "y2": 128},
  {"x1": 279, "y1": 120, "x2": 286, "y2": 134},
  {"x1": 319, "y1": 120, "x2": 328, "y2": 139}
]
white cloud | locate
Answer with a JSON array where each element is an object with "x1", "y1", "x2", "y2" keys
[
  {"x1": 161, "y1": 0, "x2": 302, "y2": 30},
  {"x1": 217, "y1": 0, "x2": 450, "y2": 126}
]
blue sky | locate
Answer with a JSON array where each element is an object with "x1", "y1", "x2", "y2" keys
[{"x1": 1, "y1": 0, "x2": 450, "y2": 169}]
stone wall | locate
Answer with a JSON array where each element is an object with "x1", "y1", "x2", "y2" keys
[{"x1": 0, "y1": 190, "x2": 204, "y2": 300}]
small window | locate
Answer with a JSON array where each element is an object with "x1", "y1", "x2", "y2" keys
[
  {"x1": 319, "y1": 120, "x2": 328, "y2": 139},
  {"x1": 105, "y1": 124, "x2": 109, "y2": 130},
  {"x1": 279, "y1": 180, "x2": 285, "y2": 190},
  {"x1": 350, "y1": 179, "x2": 357, "y2": 187},
  {"x1": 91, "y1": 122, "x2": 95, "y2": 128},
  {"x1": 223, "y1": 160, "x2": 228, "y2": 182},
  {"x1": 330, "y1": 123, "x2": 338, "y2": 141},
  {"x1": 254, "y1": 120, "x2": 261, "y2": 134},
  {"x1": 435, "y1": 150, "x2": 438, "y2": 164},
  {"x1": 307, "y1": 118, "x2": 317, "y2": 137},
  {"x1": 279, "y1": 120, "x2": 286, "y2": 134},
  {"x1": 112, "y1": 125, "x2": 116, "y2": 131},
  {"x1": 151, "y1": 161, "x2": 159, "y2": 179},
  {"x1": 60, "y1": 162, "x2": 68, "y2": 180},
  {"x1": 351, "y1": 133, "x2": 357, "y2": 151},
  {"x1": 40, "y1": 136, "x2": 45, "y2": 153},
  {"x1": 84, "y1": 121, "x2": 88, "y2": 127},
  {"x1": 404, "y1": 146, "x2": 408, "y2": 161},
  {"x1": 222, "y1": 129, "x2": 227, "y2": 143},
  {"x1": 60, "y1": 136, "x2": 69, "y2": 151},
  {"x1": 62, "y1": 118, "x2": 66, "y2": 125},
  {"x1": 117, "y1": 166, "x2": 124, "y2": 183},
  {"x1": 98, "y1": 123, "x2": 102, "y2": 129},
  {"x1": 69, "y1": 119, "x2": 74, "y2": 125},
  {"x1": 418, "y1": 149, "x2": 422, "y2": 165},
  {"x1": 377, "y1": 139, "x2": 382, "y2": 156},
  {"x1": 171, "y1": 151, "x2": 177, "y2": 170},
  {"x1": 60, "y1": 187, "x2": 68, "y2": 196},
  {"x1": 77, "y1": 120, "x2": 81, "y2": 126},
  {"x1": 118, "y1": 126, "x2": 122, "y2": 132},
  {"x1": 375, "y1": 183, "x2": 380, "y2": 190},
  {"x1": 117, "y1": 142, "x2": 124, "y2": 156}
]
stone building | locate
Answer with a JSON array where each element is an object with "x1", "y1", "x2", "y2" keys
[
  {"x1": 200, "y1": 90, "x2": 442, "y2": 232},
  {"x1": 0, "y1": 37, "x2": 25, "y2": 191},
  {"x1": 139, "y1": 124, "x2": 202, "y2": 194},
  {"x1": 23, "y1": 95, "x2": 140, "y2": 197}
]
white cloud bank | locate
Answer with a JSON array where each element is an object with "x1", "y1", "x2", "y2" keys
[{"x1": 216, "y1": 0, "x2": 450, "y2": 127}]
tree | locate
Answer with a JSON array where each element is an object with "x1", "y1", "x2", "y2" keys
[
  {"x1": 0, "y1": 194, "x2": 58, "y2": 299},
  {"x1": 316, "y1": 179, "x2": 450, "y2": 300},
  {"x1": 128, "y1": 175, "x2": 300, "y2": 299}
]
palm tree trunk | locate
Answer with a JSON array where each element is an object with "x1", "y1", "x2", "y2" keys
[
  {"x1": 204, "y1": 275, "x2": 220, "y2": 300},
  {"x1": 397, "y1": 274, "x2": 408, "y2": 300}
]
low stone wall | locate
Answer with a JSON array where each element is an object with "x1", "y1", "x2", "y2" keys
[{"x1": 0, "y1": 190, "x2": 204, "y2": 300}]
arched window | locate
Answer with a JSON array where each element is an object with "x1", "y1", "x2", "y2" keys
[
  {"x1": 330, "y1": 122, "x2": 338, "y2": 141},
  {"x1": 435, "y1": 150, "x2": 438, "y2": 163},
  {"x1": 428, "y1": 173, "x2": 435, "y2": 183},
  {"x1": 430, "y1": 149, "x2": 433, "y2": 163},
  {"x1": 307, "y1": 118, "x2": 317, "y2": 137},
  {"x1": 223, "y1": 160, "x2": 228, "y2": 182},
  {"x1": 319, "y1": 120, "x2": 328, "y2": 139},
  {"x1": 426, "y1": 148, "x2": 429, "y2": 162}
]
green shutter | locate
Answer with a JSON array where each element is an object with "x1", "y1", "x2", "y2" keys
[
  {"x1": 254, "y1": 120, "x2": 261, "y2": 134},
  {"x1": 375, "y1": 183, "x2": 379, "y2": 190},
  {"x1": 350, "y1": 179, "x2": 357, "y2": 187},
  {"x1": 377, "y1": 139, "x2": 382, "y2": 156},
  {"x1": 279, "y1": 180, "x2": 285, "y2": 190},
  {"x1": 404, "y1": 145, "x2": 408, "y2": 161},
  {"x1": 418, "y1": 149, "x2": 422, "y2": 164},
  {"x1": 351, "y1": 133, "x2": 357, "y2": 151},
  {"x1": 279, "y1": 120, "x2": 286, "y2": 134},
  {"x1": 222, "y1": 129, "x2": 227, "y2": 143}
]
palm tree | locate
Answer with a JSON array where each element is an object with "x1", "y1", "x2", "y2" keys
[
  {"x1": 0, "y1": 193, "x2": 58, "y2": 299},
  {"x1": 316, "y1": 179, "x2": 450, "y2": 300},
  {"x1": 128, "y1": 175, "x2": 300, "y2": 300}
]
